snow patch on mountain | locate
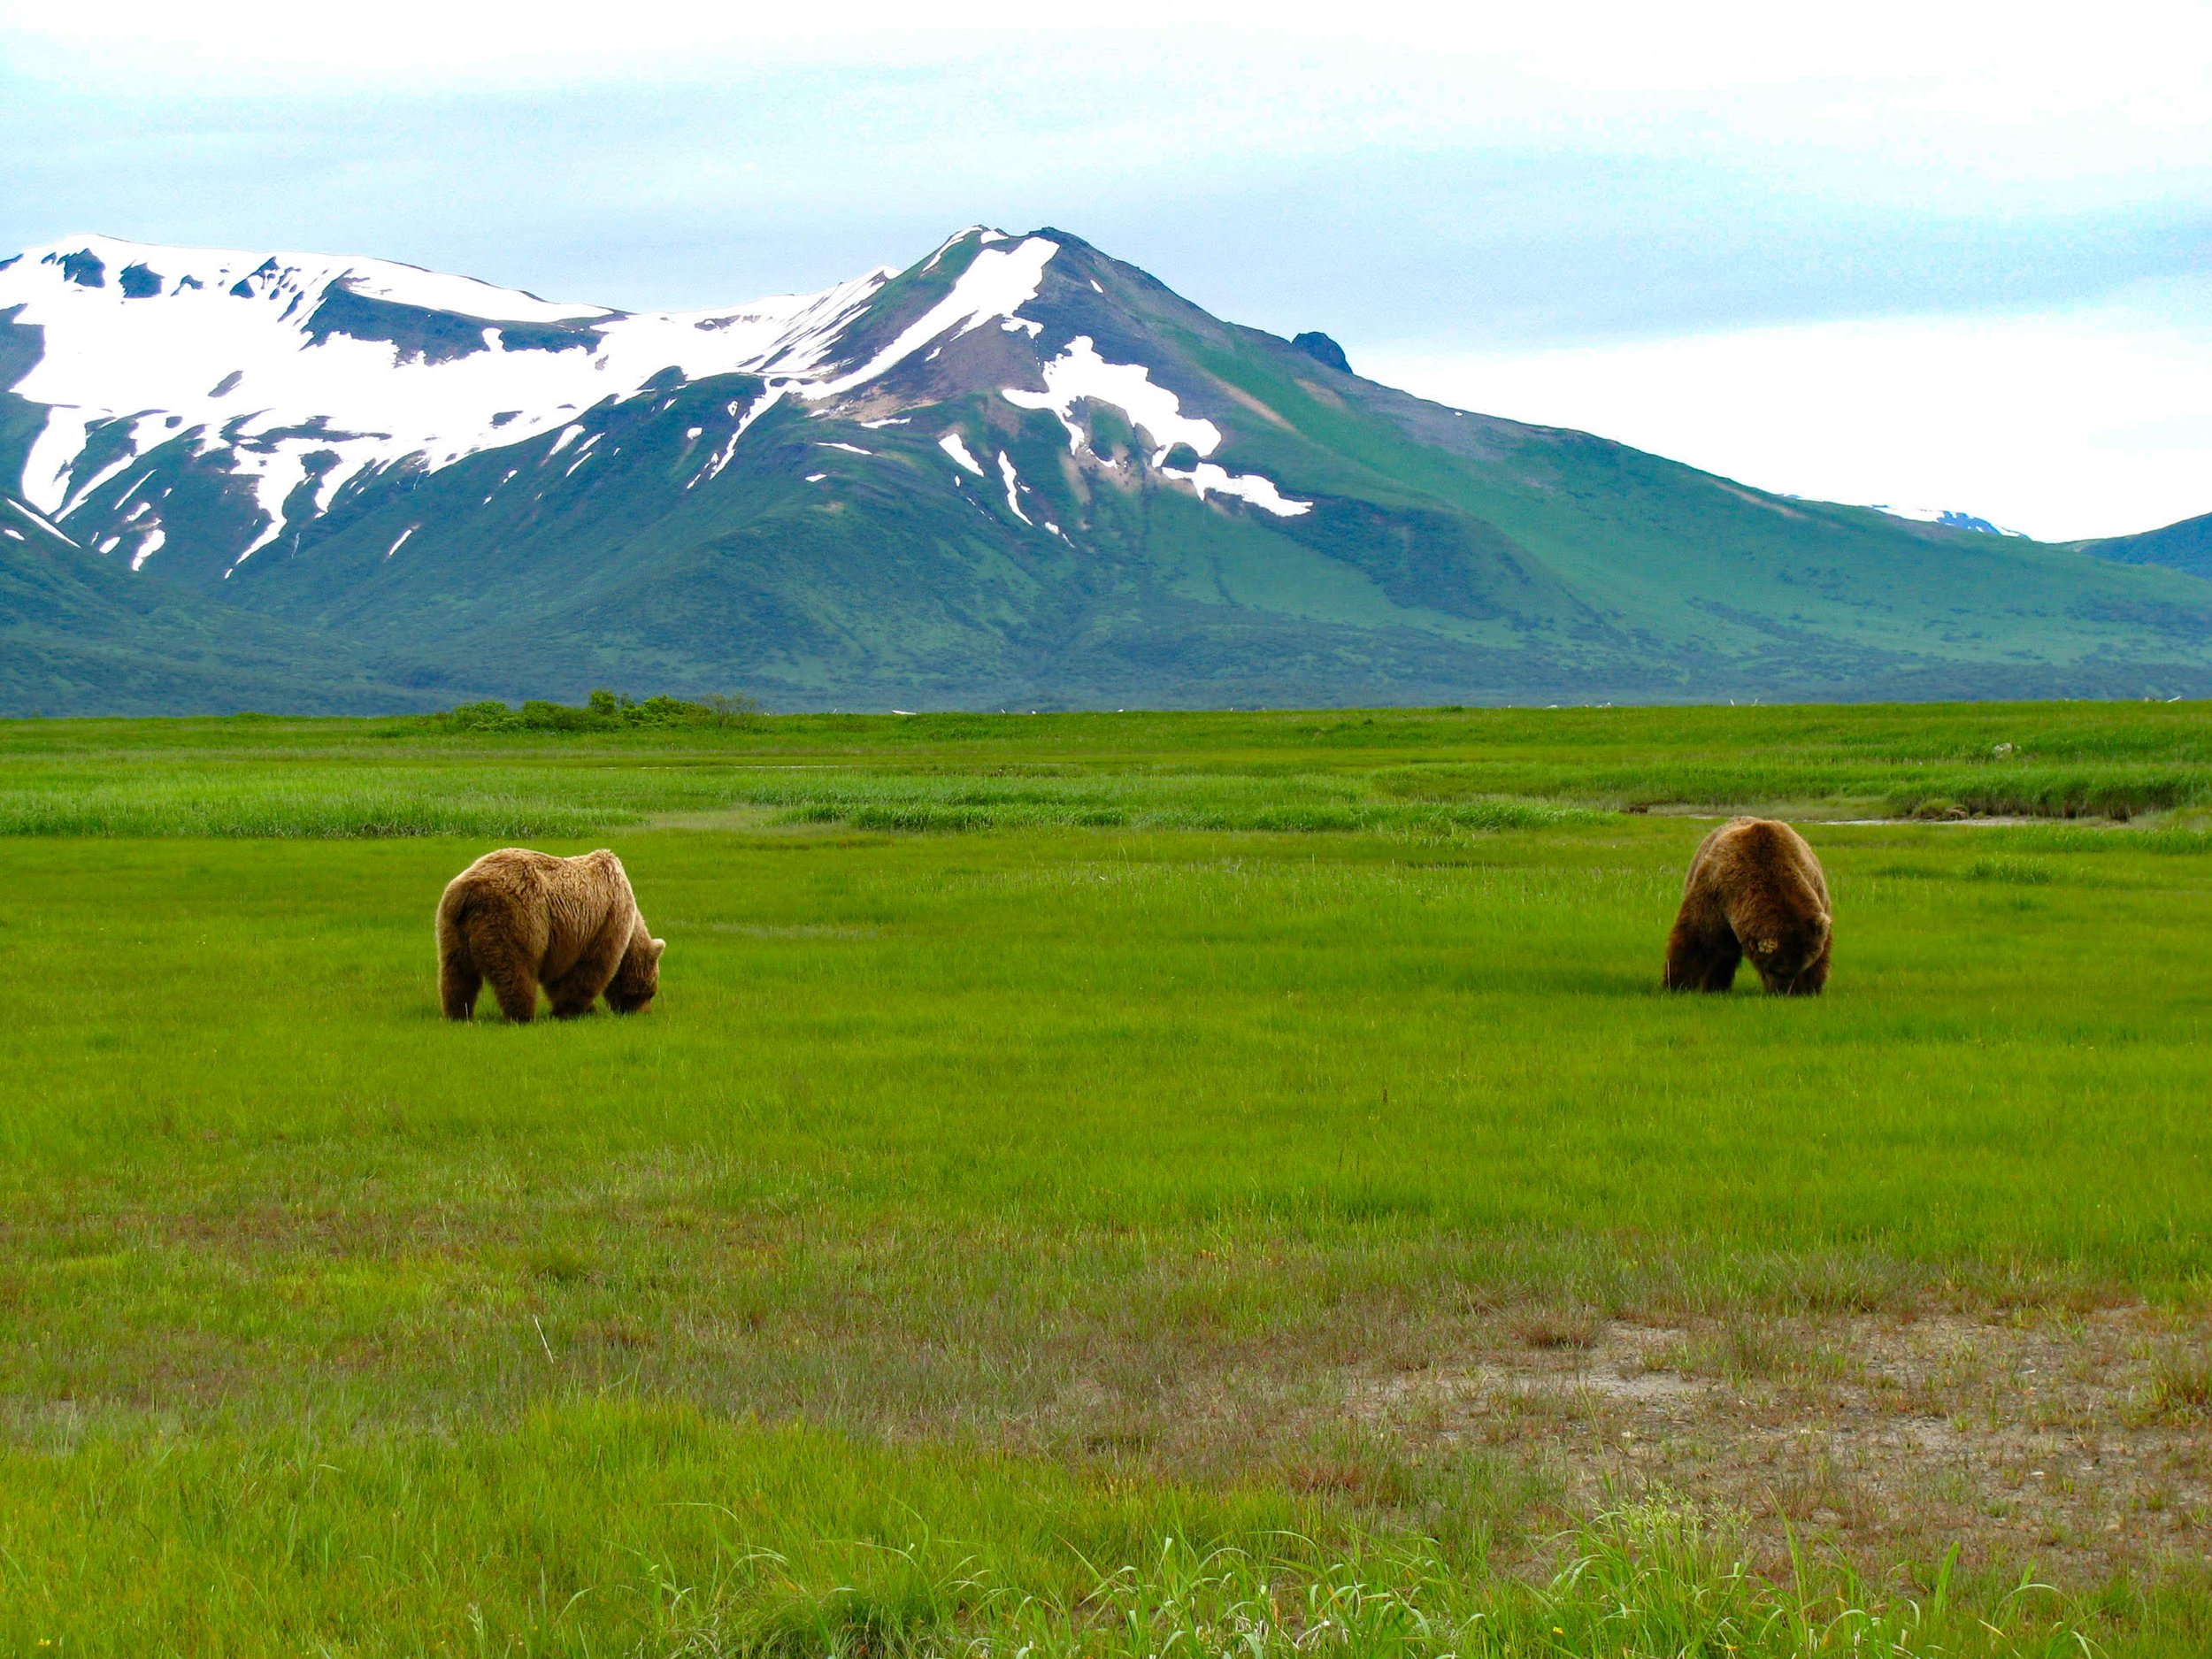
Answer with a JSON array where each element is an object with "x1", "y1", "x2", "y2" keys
[
  {"x1": 806, "y1": 236, "x2": 1058, "y2": 400},
  {"x1": 59, "y1": 448, "x2": 141, "y2": 518},
  {"x1": 1004, "y1": 335, "x2": 1309, "y2": 517},
  {"x1": 1158, "y1": 461, "x2": 1312, "y2": 518},
  {"x1": 125, "y1": 505, "x2": 166, "y2": 568},
  {"x1": 7, "y1": 497, "x2": 78, "y2": 547},
  {"x1": 1004, "y1": 335, "x2": 1220, "y2": 458},
  {"x1": 940, "y1": 433, "x2": 985, "y2": 476},
  {"x1": 996, "y1": 452, "x2": 1032, "y2": 524},
  {"x1": 1871, "y1": 503, "x2": 2028, "y2": 537},
  {"x1": 694, "y1": 387, "x2": 789, "y2": 488},
  {"x1": 335, "y1": 264, "x2": 608, "y2": 327}
]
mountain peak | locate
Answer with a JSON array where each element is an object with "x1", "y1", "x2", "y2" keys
[{"x1": 1291, "y1": 331, "x2": 1352, "y2": 375}]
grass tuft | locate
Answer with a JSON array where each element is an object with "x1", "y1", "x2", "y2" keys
[{"x1": 2134, "y1": 1350, "x2": 2212, "y2": 1425}]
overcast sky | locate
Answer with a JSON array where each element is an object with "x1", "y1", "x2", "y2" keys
[{"x1": 3, "y1": 1, "x2": 2206, "y2": 539}]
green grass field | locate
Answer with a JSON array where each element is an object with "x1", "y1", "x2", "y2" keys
[{"x1": 4, "y1": 703, "x2": 2210, "y2": 1655}]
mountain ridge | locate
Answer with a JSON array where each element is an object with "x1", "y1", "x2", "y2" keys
[
  {"x1": 5, "y1": 226, "x2": 2212, "y2": 714},
  {"x1": 2076, "y1": 511, "x2": 2212, "y2": 582}
]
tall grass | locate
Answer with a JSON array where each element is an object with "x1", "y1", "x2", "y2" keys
[
  {"x1": 0, "y1": 1405, "x2": 2118, "y2": 1657},
  {"x1": 0, "y1": 761, "x2": 1595, "y2": 839},
  {"x1": 988, "y1": 1507, "x2": 2104, "y2": 1659},
  {"x1": 0, "y1": 778, "x2": 618, "y2": 838},
  {"x1": 726, "y1": 770, "x2": 1594, "y2": 835},
  {"x1": 10, "y1": 697, "x2": 2212, "y2": 837}
]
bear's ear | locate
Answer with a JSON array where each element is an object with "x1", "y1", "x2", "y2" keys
[{"x1": 650, "y1": 937, "x2": 666, "y2": 960}]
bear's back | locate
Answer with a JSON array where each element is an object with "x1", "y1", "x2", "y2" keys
[
  {"x1": 447, "y1": 846, "x2": 561, "y2": 904},
  {"x1": 536, "y1": 849, "x2": 636, "y2": 941},
  {"x1": 445, "y1": 848, "x2": 631, "y2": 918},
  {"x1": 1692, "y1": 818, "x2": 1828, "y2": 915}
]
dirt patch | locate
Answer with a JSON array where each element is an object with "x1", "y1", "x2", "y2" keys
[
  {"x1": 1348, "y1": 1309, "x2": 2212, "y2": 1581},
  {"x1": 1713, "y1": 481, "x2": 1810, "y2": 520}
]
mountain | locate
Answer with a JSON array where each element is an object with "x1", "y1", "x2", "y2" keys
[
  {"x1": 2076, "y1": 511, "x2": 2212, "y2": 582},
  {"x1": 7, "y1": 228, "x2": 2212, "y2": 714}
]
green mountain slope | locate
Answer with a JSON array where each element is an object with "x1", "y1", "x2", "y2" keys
[
  {"x1": 0, "y1": 484, "x2": 483, "y2": 715},
  {"x1": 2077, "y1": 511, "x2": 2212, "y2": 582}
]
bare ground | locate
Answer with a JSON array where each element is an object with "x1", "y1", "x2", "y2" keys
[{"x1": 1348, "y1": 1307, "x2": 2212, "y2": 1582}]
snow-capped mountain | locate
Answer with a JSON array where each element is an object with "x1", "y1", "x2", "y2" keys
[
  {"x1": 6, "y1": 226, "x2": 2212, "y2": 714},
  {"x1": 0, "y1": 229, "x2": 1302, "y2": 580}
]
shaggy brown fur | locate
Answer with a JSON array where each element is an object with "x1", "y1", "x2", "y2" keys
[
  {"x1": 1663, "y1": 818, "x2": 1832, "y2": 995},
  {"x1": 436, "y1": 848, "x2": 664, "y2": 1022}
]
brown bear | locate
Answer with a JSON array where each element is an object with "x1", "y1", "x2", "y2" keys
[
  {"x1": 1663, "y1": 818, "x2": 1832, "y2": 995},
  {"x1": 436, "y1": 848, "x2": 664, "y2": 1022}
]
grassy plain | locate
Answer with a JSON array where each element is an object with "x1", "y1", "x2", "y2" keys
[{"x1": 3, "y1": 703, "x2": 2211, "y2": 1655}]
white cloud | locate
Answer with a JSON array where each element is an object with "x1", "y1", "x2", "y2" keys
[
  {"x1": 1361, "y1": 280, "x2": 2212, "y2": 542},
  {"x1": 10, "y1": 4, "x2": 2204, "y2": 222},
  {"x1": 8, "y1": 1, "x2": 2207, "y2": 128}
]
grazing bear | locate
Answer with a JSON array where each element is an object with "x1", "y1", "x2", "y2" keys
[
  {"x1": 1663, "y1": 818, "x2": 1832, "y2": 995},
  {"x1": 437, "y1": 848, "x2": 664, "y2": 1022}
]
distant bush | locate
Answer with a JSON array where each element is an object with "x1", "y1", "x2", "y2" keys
[{"x1": 437, "y1": 690, "x2": 764, "y2": 733}]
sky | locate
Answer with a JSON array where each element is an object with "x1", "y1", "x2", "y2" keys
[{"x1": 2, "y1": 1, "x2": 2206, "y2": 541}]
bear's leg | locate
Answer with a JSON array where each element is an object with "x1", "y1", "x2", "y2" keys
[
  {"x1": 465, "y1": 926, "x2": 540, "y2": 1023},
  {"x1": 439, "y1": 943, "x2": 481, "y2": 1020},
  {"x1": 486, "y1": 963, "x2": 540, "y2": 1024},
  {"x1": 1663, "y1": 919, "x2": 1740, "y2": 992},
  {"x1": 546, "y1": 912, "x2": 630, "y2": 1019},
  {"x1": 1694, "y1": 940, "x2": 1742, "y2": 991}
]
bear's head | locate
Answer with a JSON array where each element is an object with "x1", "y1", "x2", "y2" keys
[
  {"x1": 607, "y1": 932, "x2": 665, "y2": 1013},
  {"x1": 1747, "y1": 913, "x2": 1829, "y2": 986}
]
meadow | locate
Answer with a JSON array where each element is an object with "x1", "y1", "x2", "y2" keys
[{"x1": 3, "y1": 702, "x2": 2210, "y2": 1656}]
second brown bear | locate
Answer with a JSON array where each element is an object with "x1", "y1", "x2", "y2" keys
[
  {"x1": 1663, "y1": 818, "x2": 1832, "y2": 995},
  {"x1": 437, "y1": 847, "x2": 664, "y2": 1022}
]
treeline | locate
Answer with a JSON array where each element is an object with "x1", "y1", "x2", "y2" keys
[{"x1": 436, "y1": 690, "x2": 763, "y2": 733}]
